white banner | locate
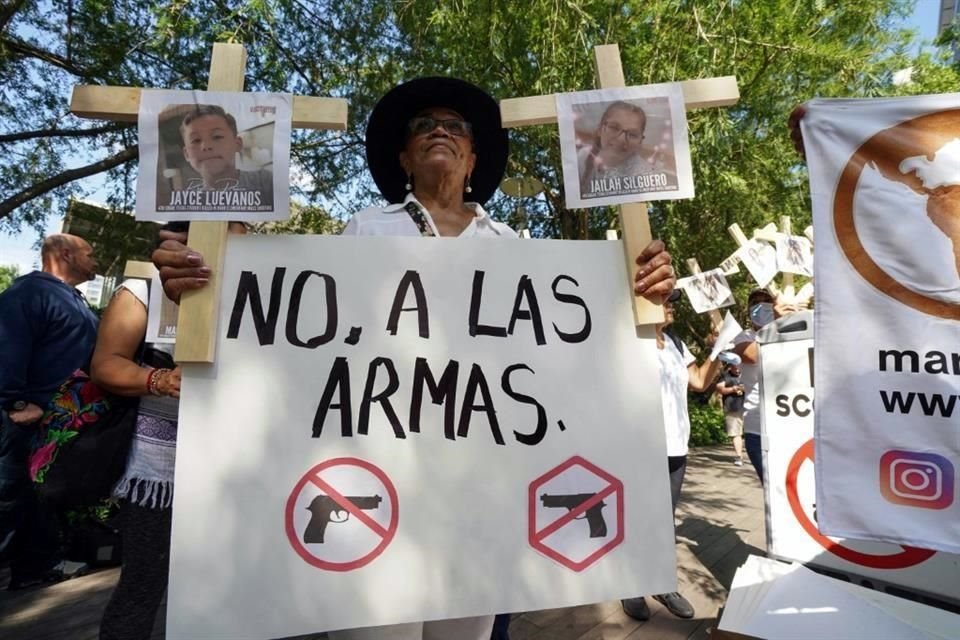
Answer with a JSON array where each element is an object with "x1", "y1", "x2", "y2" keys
[
  {"x1": 759, "y1": 331, "x2": 960, "y2": 603},
  {"x1": 168, "y1": 235, "x2": 677, "y2": 639},
  {"x1": 803, "y1": 96, "x2": 960, "y2": 554}
]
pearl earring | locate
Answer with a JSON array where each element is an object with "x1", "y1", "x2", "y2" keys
[
  {"x1": 465, "y1": 177, "x2": 473, "y2": 194},
  {"x1": 405, "y1": 175, "x2": 412, "y2": 191}
]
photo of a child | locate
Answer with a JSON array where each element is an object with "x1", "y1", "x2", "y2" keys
[{"x1": 136, "y1": 90, "x2": 291, "y2": 222}]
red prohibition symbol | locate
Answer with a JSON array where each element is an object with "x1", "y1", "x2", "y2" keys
[
  {"x1": 285, "y1": 457, "x2": 399, "y2": 572},
  {"x1": 528, "y1": 455, "x2": 625, "y2": 572},
  {"x1": 784, "y1": 439, "x2": 936, "y2": 570}
]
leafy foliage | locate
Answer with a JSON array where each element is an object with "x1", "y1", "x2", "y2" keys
[
  {"x1": 688, "y1": 400, "x2": 727, "y2": 447},
  {"x1": 0, "y1": 263, "x2": 19, "y2": 292}
]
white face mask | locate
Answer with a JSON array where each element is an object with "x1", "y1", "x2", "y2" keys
[{"x1": 750, "y1": 302, "x2": 774, "y2": 328}]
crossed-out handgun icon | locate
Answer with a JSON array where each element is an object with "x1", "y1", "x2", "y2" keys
[{"x1": 303, "y1": 494, "x2": 382, "y2": 543}]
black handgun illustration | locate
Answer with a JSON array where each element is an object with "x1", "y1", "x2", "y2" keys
[
  {"x1": 304, "y1": 494, "x2": 382, "y2": 543},
  {"x1": 540, "y1": 492, "x2": 608, "y2": 538}
]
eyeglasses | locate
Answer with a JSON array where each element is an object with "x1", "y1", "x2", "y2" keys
[
  {"x1": 602, "y1": 122, "x2": 644, "y2": 144},
  {"x1": 407, "y1": 116, "x2": 473, "y2": 138}
]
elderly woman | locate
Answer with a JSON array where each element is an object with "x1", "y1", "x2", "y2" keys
[
  {"x1": 578, "y1": 100, "x2": 655, "y2": 197},
  {"x1": 152, "y1": 77, "x2": 676, "y2": 640}
]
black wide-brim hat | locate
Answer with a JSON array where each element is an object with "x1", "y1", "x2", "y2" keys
[{"x1": 365, "y1": 77, "x2": 509, "y2": 205}]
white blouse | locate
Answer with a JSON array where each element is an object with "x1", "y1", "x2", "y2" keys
[{"x1": 658, "y1": 337, "x2": 696, "y2": 457}]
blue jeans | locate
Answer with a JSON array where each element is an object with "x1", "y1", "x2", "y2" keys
[
  {"x1": 745, "y1": 433, "x2": 764, "y2": 486},
  {"x1": 0, "y1": 410, "x2": 61, "y2": 579}
]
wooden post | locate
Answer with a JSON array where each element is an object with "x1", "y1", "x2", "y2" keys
[
  {"x1": 123, "y1": 260, "x2": 158, "y2": 280},
  {"x1": 593, "y1": 45, "x2": 662, "y2": 326},
  {"x1": 499, "y1": 44, "x2": 739, "y2": 327},
  {"x1": 172, "y1": 43, "x2": 245, "y2": 363},
  {"x1": 684, "y1": 258, "x2": 724, "y2": 331},
  {"x1": 71, "y1": 43, "x2": 349, "y2": 363}
]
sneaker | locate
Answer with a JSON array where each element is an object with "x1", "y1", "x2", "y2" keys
[
  {"x1": 621, "y1": 596, "x2": 651, "y2": 621},
  {"x1": 734, "y1": 458, "x2": 743, "y2": 466},
  {"x1": 653, "y1": 592, "x2": 695, "y2": 619},
  {"x1": 7, "y1": 560, "x2": 88, "y2": 590}
]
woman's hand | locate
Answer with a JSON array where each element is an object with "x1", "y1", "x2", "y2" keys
[
  {"x1": 152, "y1": 229, "x2": 211, "y2": 304},
  {"x1": 774, "y1": 295, "x2": 801, "y2": 318},
  {"x1": 155, "y1": 367, "x2": 182, "y2": 398},
  {"x1": 634, "y1": 239, "x2": 676, "y2": 300}
]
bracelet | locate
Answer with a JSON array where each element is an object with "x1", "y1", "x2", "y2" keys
[
  {"x1": 146, "y1": 368, "x2": 157, "y2": 396},
  {"x1": 147, "y1": 368, "x2": 169, "y2": 397}
]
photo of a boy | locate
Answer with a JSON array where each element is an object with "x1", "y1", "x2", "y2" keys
[
  {"x1": 178, "y1": 105, "x2": 273, "y2": 199},
  {"x1": 137, "y1": 89, "x2": 290, "y2": 222}
]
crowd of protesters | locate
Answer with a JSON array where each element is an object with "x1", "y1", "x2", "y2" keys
[{"x1": 0, "y1": 78, "x2": 806, "y2": 640}]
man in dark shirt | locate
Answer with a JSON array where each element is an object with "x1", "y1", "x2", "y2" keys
[{"x1": 0, "y1": 233, "x2": 99, "y2": 588}]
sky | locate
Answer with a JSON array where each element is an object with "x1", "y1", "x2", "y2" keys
[{"x1": 0, "y1": 2, "x2": 945, "y2": 276}]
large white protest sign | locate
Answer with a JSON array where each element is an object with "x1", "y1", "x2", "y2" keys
[
  {"x1": 168, "y1": 235, "x2": 677, "y2": 639},
  {"x1": 758, "y1": 324, "x2": 960, "y2": 604},
  {"x1": 136, "y1": 89, "x2": 292, "y2": 222},
  {"x1": 557, "y1": 83, "x2": 693, "y2": 208},
  {"x1": 720, "y1": 556, "x2": 960, "y2": 640},
  {"x1": 804, "y1": 96, "x2": 960, "y2": 554}
]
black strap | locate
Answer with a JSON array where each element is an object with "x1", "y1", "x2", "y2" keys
[{"x1": 403, "y1": 201, "x2": 436, "y2": 237}]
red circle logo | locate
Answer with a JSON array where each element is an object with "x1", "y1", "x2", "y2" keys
[
  {"x1": 284, "y1": 457, "x2": 399, "y2": 572},
  {"x1": 785, "y1": 439, "x2": 936, "y2": 569}
]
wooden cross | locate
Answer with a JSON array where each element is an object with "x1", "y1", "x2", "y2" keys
[
  {"x1": 71, "y1": 43, "x2": 348, "y2": 363},
  {"x1": 728, "y1": 222, "x2": 782, "y2": 297},
  {"x1": 683, "y1": 258, "x2": 724, "y2": 331},
  {"x1": 751, "y1": 217, "x2": 814, "y2": 306},
  {"x1": 500, "y1": 44, "x2": 739, "y2": 326}
]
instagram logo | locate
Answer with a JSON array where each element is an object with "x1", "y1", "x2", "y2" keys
[{"x1": 879, "y1": 450, "x2": 954, "y2": 510}]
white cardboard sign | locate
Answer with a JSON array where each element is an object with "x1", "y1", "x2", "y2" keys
[
  {"x1": 734, "y1": 238, "x2": 778, "y2": 288},
  {"x1": 759, "y1": 336, "x2": 960, "y2": 604},
  {"x1": 676, "y1": 268, "x2": 735, "y2": 314},
  {"x1": 168, "y1": 235, "x2": 677, "y2": 639},
  {"x1": 145, "y1": 274, "x2": 178, "y2": 344}
]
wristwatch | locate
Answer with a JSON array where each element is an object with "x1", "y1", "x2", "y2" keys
[{"x1": 10, "y1": 400, "x2": 27, "y2": 411}]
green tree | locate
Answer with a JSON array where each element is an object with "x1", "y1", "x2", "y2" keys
[{"x1": 0, "y1": 263, "x2": 19, "y2": 292}]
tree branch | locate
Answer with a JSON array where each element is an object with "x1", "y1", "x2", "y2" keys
[
  {"x1": 0, "y1": 0, "x2": 30, "y2": 34},
  {"x1": 1, "y1": 35, "x2": 92, "y2": 78},
  {"x1": 0, "y1": 145, "x2": 137, "y2": 220},
  {"x1": 0, "y1": 122, "x2": 132, "y2": 144}
]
